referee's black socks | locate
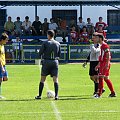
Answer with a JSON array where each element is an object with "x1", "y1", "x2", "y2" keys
[
  {"x1": 94, "y1": 82, "x2": 98, "y2": 93},
  {"x1": 54, "y1": 82, "x2": 58, "y2": 97},
  {"x1": 39, "y1": 82, "x2": 44, "y2": 97}
]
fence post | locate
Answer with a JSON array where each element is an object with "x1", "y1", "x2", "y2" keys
[{"x1": 66, "y1": 34, "x2": 71, "y2": 62}]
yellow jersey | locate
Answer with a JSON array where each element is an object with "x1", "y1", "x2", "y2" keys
[{"x1": 0, "y1": 45, "x2": 6, "y2": 66}]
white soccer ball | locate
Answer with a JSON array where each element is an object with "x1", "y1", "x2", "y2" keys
[{"x1": 47, "y1": 90, "x2": 55, "y2": 98}]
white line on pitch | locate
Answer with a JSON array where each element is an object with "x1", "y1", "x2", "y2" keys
[
  {"x1": 1, "y1": 110, "x2": 120, "y2": 115},
  {"x1": 45, "y1": 82, "x2": 62, "y2": 120},
  {"x1": 38, "y1": 61, "x2": 62, "y2": 120}
]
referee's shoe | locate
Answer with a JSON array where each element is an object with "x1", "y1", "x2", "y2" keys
[{"x1": 35, "y1": 96, "x2": 41, "y2": 100}]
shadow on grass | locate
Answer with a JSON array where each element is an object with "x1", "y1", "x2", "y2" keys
[
  {"x1": 0, "y1": 98, "x2": 36, "y2": 102},
  {"x1": 0, "y1": 95, "x2": 96, "y2": 101},
  {"x1": 59, "y1": 95, "x2": 93, "y2": 100}
]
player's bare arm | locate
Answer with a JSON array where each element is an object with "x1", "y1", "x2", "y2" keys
[
  {"x1": 104, "y1": 49, "x2": 110, "y2": 69},
  {"x1": 0, "y1": 54, "x2": 5, "y2": 73}
]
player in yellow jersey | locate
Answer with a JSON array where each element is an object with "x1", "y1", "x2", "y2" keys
[{"x1": 0, "y1": 33, "x2": 9, "y2": 99}]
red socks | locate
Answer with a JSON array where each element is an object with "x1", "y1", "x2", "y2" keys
[
  {"x1": 98, "y1": 78, "x2": 115, "y2": 96},
  {"x1": 104, "y1": 79, "x2": 115, "y2": 93},
  {"x1": 98, "y1": 77, "x2": 104, "y2": 96}
]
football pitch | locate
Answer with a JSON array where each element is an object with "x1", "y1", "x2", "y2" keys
[{"x1": 0, "y1": 63, "x2": 120, "y2": 120}]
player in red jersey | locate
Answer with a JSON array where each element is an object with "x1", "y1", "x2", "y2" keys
[
  {"x1": 94, "y1": 34, "x2": 116, "y2": 98},
  {"x1": 95, "y1": 17, "x2": 108, "y2": 31}
]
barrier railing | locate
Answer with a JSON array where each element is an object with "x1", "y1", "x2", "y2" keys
[
  {"x1": 5, "y1": 43, "x2": 68, "y2": 63},
  {"x1": 5, "y1": 35, "x2": 120, "y2": 63},
  {"x1": 5, "y1": 42, "x2": 120, "y2": 63}
]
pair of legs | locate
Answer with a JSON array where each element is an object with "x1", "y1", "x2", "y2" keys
[
  {"x1": 36, "y1": 75, "x2": 59, "y2": 100},
  {"x1": 0, "y1": 66, "x2": 8, "y2": 97},
  {"x1": 98, "y1": 75, "x2": 116, "y2": 97},
  {"x1": 36, "y1": 60, "x2": 59, "y2": 100},
  {"x1": 89, "y1": 61, "x2": 99, "y2": 94},
  {"x1": 96, "y1": 62, "x2": 116, "y2": 97},
  {"x1": 0, "y1": 76, "x2": 8, "y2": 98}
]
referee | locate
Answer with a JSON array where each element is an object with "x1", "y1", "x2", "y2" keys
[
  {"x1": 89, "y1": 33, "x2": 104, "y2": 95},
  {"x1": 35, "y1": 30, "x2": 61, "y2": 100}
]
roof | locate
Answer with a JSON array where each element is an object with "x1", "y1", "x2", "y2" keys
[{"x1": 0, "y1": 0, "x2": 120, "y2": 6}]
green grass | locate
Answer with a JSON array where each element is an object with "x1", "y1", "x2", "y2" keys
[{"x1": 0, "y1": 63, "x2": 120, "y2": 120}]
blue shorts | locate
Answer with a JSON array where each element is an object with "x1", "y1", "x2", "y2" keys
[{"x1": 0, "y1": 66, "x2": 8, "y2": 78}]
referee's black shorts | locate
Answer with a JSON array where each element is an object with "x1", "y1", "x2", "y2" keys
[
  {"x1": 41, "y1": 60, "x2": 59, "y2": 77},
  {"x1": 89, "y1": 61, "x2": 99, "y2": 76}
]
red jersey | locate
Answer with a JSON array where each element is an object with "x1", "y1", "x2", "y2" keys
[
  {"x1": 71, "y1": 31, "x2": 78, "y2": 40},
  {"x1": 80, "y1": 32, "x2": 89, "y2": 42},
  {"x1": 80, "y1": 32, "x2": 89, "y2": 38},
  {"x1": 97, "y1": 31, "x2": 106, "y2": 38},
  {"x1": 95, "y1": 22, "x2": 107, "y2": 30},
  {"x1": 99, "y1": 42, "x2": 111, "y2": 62}
]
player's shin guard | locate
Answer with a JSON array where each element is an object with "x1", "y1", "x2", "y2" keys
[
  {"x1": 104, "y1": 79, "x2": 115, "y2": 93},
  {"x1": 39, "y1": 82, "x2": 44, "y2": 97},
  {"x1": 94, "y1": 81, "x2": 99, "y2": 93},
  {"x1": 54, "y1": 82, "x2": 58, "y2": 97},
  {"x1": 98, "y1": 78, "x2": 104, "y2": 96}
]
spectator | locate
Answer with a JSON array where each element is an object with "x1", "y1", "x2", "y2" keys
[
  {"x1": 54, "y1": 17, "x2": 61, "y2": 28},
  {"x1": 49, "y1": 18, "x2": 58, "y2": 35},
  {"x1": 60, "y1": 18, "x2": 67, "y2": 42},
  {"x1": 55, "y1": 18, "x2": 61, "y2": 36},
  {"x1": 70, "y1": 26, "x2": 78, "y2": 43},
  {"x1": 97, "y1": 25, "x2": 106, "y2": 38},
  {"x1": 79, "y1": 26, "x2": 89, "y2": 42},
  {"x1": 42, "y1": 18, "x2": 49, "y2": 35},
  {"x1": 12, "y1": 37, "x2": 24, "y2": 63},
  {"x1": 14, "y1": 17, "x2": 22, "y2": 36},
  {"x1": 32, "y1": 16, "x2": 42, "y2": 36},
  {"x1": 22, "y1": 16, "x2": 32, "y2": 36},
  {"x1": 95, "y1": 17, "x2": 108, "y2": 31},
  {"x1": 69, "y1": 17, "x2": 76, "y2": 28},
  {"x1": 4, "y1": 16, "x2": 14, "y2": 36},
  {"x1": 86, "y1": 18, "x2": 94, "y2": 37},
  {"x1": 77, "y1": 17, "x2": 86, "y2": 33}
]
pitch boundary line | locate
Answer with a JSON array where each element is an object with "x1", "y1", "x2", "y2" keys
[{"x1": 1, "y1": 110, "x2": 120, "y2": 115}]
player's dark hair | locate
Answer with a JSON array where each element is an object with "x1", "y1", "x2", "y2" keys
[
  {"x1": 79, "y1": 17, "x2": 82, "y2": 20},
  {"x1": 8, "y1": 16, "x2": 11, "y2": 18},
  {"x1": 25, "y1": 16, "x2": 29, "y2": 19},
  {"x1": 50, "y1": 18, "x2": 53, "y2": 21},
  {"x1": 81, "y1": 26, "x2": 88, "y2": 32},
  {"x1": 47, "y1": 30, "x2": 55, "y2": 38},
  {"x1": 96, "y1": 34, "x2": 104, "y2": 41},
  {"x1": 99, "y1": 17, "x2": 102, "y2": 19},
  {"x1": 17, "y1": 17, "x2": 20, "y2": 20},
  {"x1": 92, "y1": 34, "x2": 96, "y2": 37},
  {"x1": 87, "y1": 18, "x2": 90, "y2": 21},
  {"x1": 0, "y1": 33, "x2": 8, "y2": 41}
]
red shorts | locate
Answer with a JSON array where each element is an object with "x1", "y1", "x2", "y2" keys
[{"x1": 99, "y1": 62, "x2": 110, "y2": 77}]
